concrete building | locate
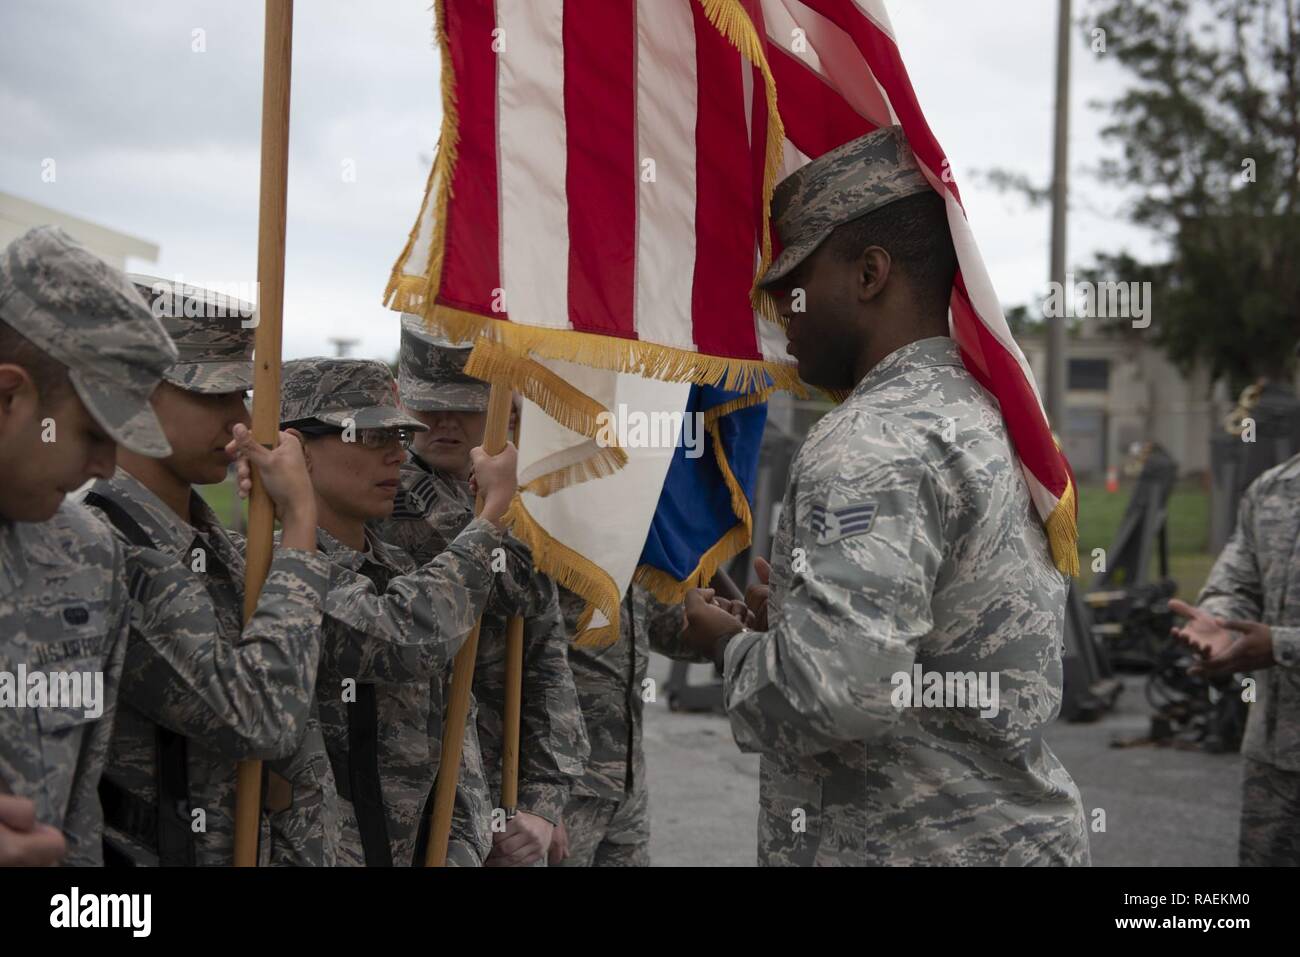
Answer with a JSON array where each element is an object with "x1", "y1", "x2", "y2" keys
[
  {"x1": 0, "y1": 190, "x2": 158, "y2": 272},
  {"x1": 1018, "y1": 330, "x2": 1222, "y2": 478}
]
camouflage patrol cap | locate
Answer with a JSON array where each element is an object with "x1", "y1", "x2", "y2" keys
[
  {"x1": 280, "y1": 357, "x2": 427, "y2": 431},
  {"x1": 758, "y1": 125, "x2": 934, "y2": 289},
  {"x1": 129, "y1": 274, "x2": 255, "y2": 393},
  {"x1": 0, "y1": 226, "x2": 177, "y2": 457},
  {"x1": 397, "y1": 313, "x2": 489, "y2": 413}
]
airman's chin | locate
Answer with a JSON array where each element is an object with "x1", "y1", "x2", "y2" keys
[
  {"x1": 363, "y1": 500, "x2": 396, "y2": 521},
  {"x1": 13, "y1": 492, "x2": 63, "y2": 524},
  {"x1": 196, "y1": 464, "x2": 232, "y2": 488}
]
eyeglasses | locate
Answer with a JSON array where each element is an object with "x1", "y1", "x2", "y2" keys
[{"x1": 293, "y1": 424, "x2": 415, "y2": 450}]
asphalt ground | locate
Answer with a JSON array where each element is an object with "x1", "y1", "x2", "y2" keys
[{"x1": 643, "y1": 657, "x2": 1242, "y2": 866}]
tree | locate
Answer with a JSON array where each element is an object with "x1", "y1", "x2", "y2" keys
[{"x1": 1083, "y1": 0, "x2": 1300, "y2": 391}]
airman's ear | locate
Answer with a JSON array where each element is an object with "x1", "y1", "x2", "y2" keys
[
  {"x1": 857, "y1": 246, "x2": 892, "y2": 303},
  {"x1": 0, "y1": 364, "x2": 39, "y2": 424}
]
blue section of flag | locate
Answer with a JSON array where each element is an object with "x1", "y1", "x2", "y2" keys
[{"x1": 638, "y1": 380, "x2": 768, "y2": 585}]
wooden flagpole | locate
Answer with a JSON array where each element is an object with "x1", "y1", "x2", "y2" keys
[
  {"x1": 233, "y1": 0, "x2": 294, "y2": 867},
  {"x1": 425, "y1": 382, "x2": 514, "y2": 865}
]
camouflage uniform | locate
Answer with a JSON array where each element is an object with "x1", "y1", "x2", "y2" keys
[
  {"x1": 722, "y1": 129, "x2": 1090, "y2": 866},
  {"x1": 554, "y1": 585, "x2": 687, "y2": 867},
  {"x1": 0, "y1": 227, "x2": 177, "y2": 865},
  {"x1": 283, "y1": 357, "x2": 499, "y2": 866},
  {"x1": 0, "y1": 504, "x2": 132, "y2": 866},
  {"x1": 86, "y1": 470, "x2": 335, "y2": 866},
  {"x1": 374, "y1": 321, "x2": 588, "y2": 834},
  {"x1": 85, "y1": 277, "x2": 336, "y2": 866},
  {"x1": 1194, "y1": 452, "x2": 1300, "y2": 866},
  {"x1": 314, "y1": 525, "x2": 494, "y2": 867}
]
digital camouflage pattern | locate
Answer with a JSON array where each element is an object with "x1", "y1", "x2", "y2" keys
[
  {"x1": 758, "y1": 126, "x2": 933, "y2": 290},
  {"x1": 1238, "y1": 759, "x2": 1300, "y2": 867},
  {"x1": 83, "y1": 469, "x2": 336, "y2": 866},
  {"x1": 552, "y1": 584, "x2": 686, "y2": 867},
  {"x1": 128, "y1": 274, "x2": 255, "y2": 394},
  {"x1": 722, "y1": 337, "x2": 1090, "y2": 866},
  {"x1": 314, "y1": 525, "x2": 496, "y2": 866},
  {"x1": 557, "y1": 789, "x2": 649, "y2": 867},
  {"x1": 280, "y1": 357, "x2": 426, "y2": 431},
  {"x1": 0, "y1": 225, "x2": 176, "y2": 457},
  {"x1": 1194, "y1": 452, "x2": 1300, "y2": 865},
  {"x1": 373, "y1": 457, "x2": 588, "y2": 825},
  {"x1": 397, "y1": 314, "x2": 489, "y2": 413},
  {"x1": 0, "y1": 502, "x2": 130, "y2": 865}
]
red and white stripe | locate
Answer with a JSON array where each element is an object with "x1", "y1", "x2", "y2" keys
[{"x1": 400, "y1": 0, "x2": 1075, "y2": 534}]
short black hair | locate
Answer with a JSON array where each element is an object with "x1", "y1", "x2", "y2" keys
[
  {"x1": 826, "y1": 190, "x2": 957, "y2": 319},
  {"x1": 0, "y1": 319, "x2": 71, "y2": 404}
]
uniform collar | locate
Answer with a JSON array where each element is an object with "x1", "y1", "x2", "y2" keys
[
  {"x1": 89, "y1": 468, "x2": 215, "y2": 560},
  {"x1": 850, "y1": 336, "x2": 963, "y2": 400},
  {"x1": 317, "y1": 524, "x2": 409, "y2": 574}
]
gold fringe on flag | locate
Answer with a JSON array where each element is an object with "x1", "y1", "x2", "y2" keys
[
  {"x1": 521, "y1": 448, "x2": 627, "y2": 498},
  {"x1": 388, "y1": 289, "x2": 808, "y2": 400},
  {"x1": 463, "y1": 335, "x2": 629, "y2": 497},
  {"x1": 504, "y1": 496, "x2": 624, "y2": 649},
  {"x1": 1046, "y1": 477, "x2": 1080, "y2": 577},
  {"x1": 384, "y1": 0, "x2": 457, "y2": 313}
]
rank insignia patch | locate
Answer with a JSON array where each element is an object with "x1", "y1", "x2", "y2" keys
[{"x1": 811, "y1": 502, "x2": 877, "y2": 545}]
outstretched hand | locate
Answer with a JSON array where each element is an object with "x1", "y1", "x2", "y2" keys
[{"x1": 1169, "y1": 598, "x2": 1274, "y2": 677}]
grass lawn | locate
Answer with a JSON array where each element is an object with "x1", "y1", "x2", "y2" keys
[
  {"x1": 198, "y1": 478, "x2": 245, "y2": 531},
  {"x1": 1075, "y1": 479, "x2": 1214, "y2": 600}
]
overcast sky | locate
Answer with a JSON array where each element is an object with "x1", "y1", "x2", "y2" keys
[{"x1": 0, "y1": 0, "x2": 1156, "y2": 363}]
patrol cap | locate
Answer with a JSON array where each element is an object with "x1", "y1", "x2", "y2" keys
[
  {"x1": 280, "y1": 357, "x2": 426, "y2": 431},
  {"x1": 757, "y1": 125, "x2": 934, "y2": 289},
  {"x1": 397, "y1": 313, "x2": 489, "y2": 413},
  {"x1": 0, "y1": 226, "x2": 177, "y2": 457},
  {"x1": 129, "y1": 274, "x2": 255, "y2": 394}
]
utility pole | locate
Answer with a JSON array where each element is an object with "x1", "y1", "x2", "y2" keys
[{"x1": 1047, "y1": 0, "x2": 1071, "y2": 436}]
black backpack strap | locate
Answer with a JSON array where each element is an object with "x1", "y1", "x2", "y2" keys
[
  {"x1": 411, "y1": 778, "x2": 437, "y2": 867},
  {"x1": 84, "y1": 489, "x2": 197, "y2": 866},
  {"x1": 84, "y1": 491, "x2": 155, "y2": 549},
  {"x1": 99, "y1": 777, "x2": 157, "y2": 866},
  {"x1": 347, "y1": 685, "x2": 394, "y2": 866},
  {"x1": 154, "y1": 727, "x2": 195, "y2": 865}
]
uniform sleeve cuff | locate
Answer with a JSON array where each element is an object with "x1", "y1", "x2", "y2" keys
[
  {"x1": 517, "y1": 784, "x2": 567, "y2": 826},
  {"x1": 1273, "y1": 626, "x2": 1300, "y2": 669}
]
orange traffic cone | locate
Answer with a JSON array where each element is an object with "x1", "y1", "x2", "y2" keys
[{"x1": 1105, "y1": 465, "x2": 1119, "y2": 493}]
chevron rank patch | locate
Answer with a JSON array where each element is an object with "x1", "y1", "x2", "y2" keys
[{"x1": 811, "y1": 501, "x2": 878, "y2": 545}]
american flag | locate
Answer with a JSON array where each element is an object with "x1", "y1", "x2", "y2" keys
[{"x1": 389, "y1": 0, "x2": 1079, "y2": 575}]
